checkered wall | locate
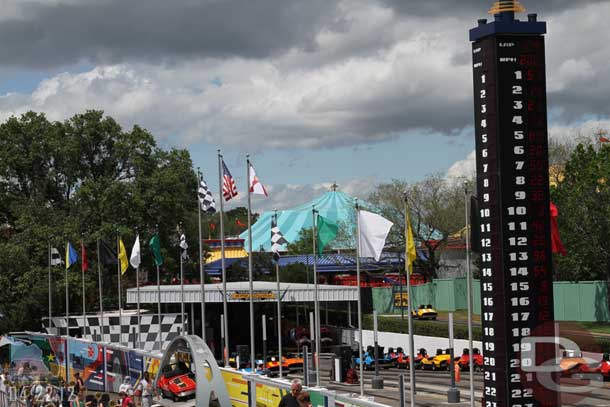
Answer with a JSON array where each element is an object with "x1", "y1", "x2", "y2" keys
[{"x1": 43, "y1": 313, "x2": 186, "y2": 352}]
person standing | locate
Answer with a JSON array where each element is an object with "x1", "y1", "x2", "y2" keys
[
  {"x1": 119, "y1": 390, "x2": 132, "y2": 407},
  {"x1": 278, "y1": 379, "x2": 301, "y2": 407},
  {"x1": 73, "y1": 373, "x2": 84, "y2": 396},
  {"x1": 138, "y1": 373, "x2": 153, "y2": 407}
]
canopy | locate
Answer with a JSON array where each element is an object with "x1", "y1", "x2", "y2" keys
[
  {"x1": 202, "y1": 251, "x2": 428, "y2": 275},
  {"x1": 240, "y1": 191, "x2": 366, "y2": 253}
]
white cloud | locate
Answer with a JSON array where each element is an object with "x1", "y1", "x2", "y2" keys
[
  {"x1": 0, "y1": 1, "x2": 472, "y2": 150},
  {"x1": 446, "y1": 150, "x2": 476, "y2": 182},
  {"x1": 1, "y1": 0, "x2": 610, "y2": 154},
  {"x1": 224, "y1": 177, "x2": 376, "y2": 213}
]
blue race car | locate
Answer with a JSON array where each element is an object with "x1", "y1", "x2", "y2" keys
[{"x1": 354, "y1": 346, "x2": 393, "y2": 370}]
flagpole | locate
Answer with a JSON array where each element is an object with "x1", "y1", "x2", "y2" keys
[
  {"x1": 117, "y1": 232, "x2": 123, "y2": 345},
  {"x1": 218, "y1": 150, "x2": 229, "y2": 366},
  {"x1": 246, "y1": 155, "x2": 256, "y2": 373},
  {"x1": 97, "y1": 239, "x2": 105, "y2": 343},
  {"x1": 311, "y1": 208, "x2": 321, "y2": 387},
  {"x1": 197, "y1": 171, "x2": 207, "y2": 342},
  {"x1": 404, "y1": 194, "x2": 416, "y2": 406},
  {"x1": 464, "y1": 182, "x2": 475, "y2": 407},
  {"x1": 274, "y1": 212, "x2": 283, "y2": 378},
  {"x1": 355, "y1": 206, "x2": 364, "y2": 396},
  {"x1": 65, "y1": 242, "x2": 69, "y2": 337},
  {"x1": 155, "y1": 224, "x2": 162, "y2": 352},
  {"x1": 135, "y1": 231, "x2": 141, "y2": 348},
  {"x1": 179, "y1": 225, "x2": 186, "y2": 335},
  {"x1": 48, "y1": 241, "x2": 52, "y2": 334},
  {"x1": 81, "y1": 238, "x2": 86, "y2": 339}
]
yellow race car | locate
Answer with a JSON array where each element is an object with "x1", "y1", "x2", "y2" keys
[
  {"x1": 412, "y1": 304, "x2": 438, "y2": 320},
  {"x1": 420, "y1": 348, "x2": 453, "y2": 371}
]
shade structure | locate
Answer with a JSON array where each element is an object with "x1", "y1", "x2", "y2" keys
[{"x1": 240, "y1": 190, "x2": 365, "y2": 253}]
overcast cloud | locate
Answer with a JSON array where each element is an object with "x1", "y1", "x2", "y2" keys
[{"x1": 1, "y1": 0, "x2": 609, "y2": 206}]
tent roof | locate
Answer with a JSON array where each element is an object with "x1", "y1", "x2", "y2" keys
[
  {"x1": 240, "y1": 190, "x2": 365, "y2": 253},
  {"x1": 203, "y1": 251, "x2": 427, "y2": 275}
]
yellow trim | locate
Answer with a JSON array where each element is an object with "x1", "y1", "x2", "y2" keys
[
  {"x1": 205, "y1": 247, "x2": 248, "y2": 263},
  {"x1": 488, "y1": 1, "x2": 526, "y2": 14}
]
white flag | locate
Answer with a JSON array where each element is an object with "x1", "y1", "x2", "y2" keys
[
  {"x1": 130, "y1": 235, "x2": 141, "y2": 268},
  {"x1": 249, "y1": 164, "x2": 268, "y2": 197},
  {"x1": 51, "y1": 247, "x2": 63, "y2": 266},
  {"x1": 358, "y1": 210, "x2": 393, "y2": 261},
  {"x1": 180, "y1": 233, "x2": 189, "y2": 260}
]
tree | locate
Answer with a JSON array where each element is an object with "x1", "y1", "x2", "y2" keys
[
  {"x1": 367, "y1": 175, "x2": 473, "y2": 280},
  {"x1": 0, "y1": 110, "x2": 199, "y2": 332},
  {"x1": 551, "y1": 141, "x2": 610, "y2": 283},
  {"x1": 287, "y1": 228, "x2": 314, "y2": 255}
]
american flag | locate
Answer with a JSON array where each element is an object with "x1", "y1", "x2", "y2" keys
[{"x1": 222, "y1": 160, "x2": 238, "y2": 201}]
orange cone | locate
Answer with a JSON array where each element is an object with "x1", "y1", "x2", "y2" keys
[{"x1": 454, "y1": 362, "x2": 461, "y2": 382}]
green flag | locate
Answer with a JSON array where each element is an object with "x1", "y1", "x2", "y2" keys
[
  {"x1": 316, "y1": 214, "x2": 338, "y2": 255},
  {"x1": 149, "y1": 234, "x2": 164, "y2": 266}
]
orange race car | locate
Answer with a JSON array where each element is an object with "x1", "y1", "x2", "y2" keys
[
  {"x1": 457, "y1": 348, "x2": 484, "y2": 371},
  {"x1": 396, "y1": 348, "x2": 429, "y2": 370},
  {"x1": 282, "y1": 353, "x2": 304, "y2": 372}
]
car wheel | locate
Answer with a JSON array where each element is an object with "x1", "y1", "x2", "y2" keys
[{"x1": 172, "y1": 394, "x2": 178, "y2": 402}]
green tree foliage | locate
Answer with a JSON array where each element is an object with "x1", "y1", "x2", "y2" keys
[
  {"x1": 0, "y1": 111, "x2": 200, "y2": 332},
  {"x1": 367, "y1": 175, "x2": 472, "y2": 279},
  {"x1": 287, "y1": 228, "x2": 314, "y2": 255},
  {"x1": 551, "y1": 141, "x2": 610, "y2": 282}
]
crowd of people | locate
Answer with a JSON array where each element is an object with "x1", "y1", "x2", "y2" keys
[{"x1": 0, "y1": 369, "x2": 155, "y2": 407}]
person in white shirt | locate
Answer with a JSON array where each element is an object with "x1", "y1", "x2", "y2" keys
[
  {"x1": 138, "y1": 373, "x2": 153, "y2": 407},
  {"x1": 118, "y1": 377, "x2": 133, "y2": 396}
]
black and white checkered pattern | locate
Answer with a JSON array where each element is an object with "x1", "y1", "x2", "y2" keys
[
  {"x1": 271, "y1": 215, "x2": 288, "y2": 261},
  {"x1": 51, "y1": 247, "x2": 63, "y2": 266},
  {"x1": 179, "y1": 233, "x2": 189, "y2": 260},
  {"x1": 198, "y1": 177, "x2": 216, "y2": 214},
  {"x1": 44, "y1": 313, "x2": 185, "y2": 352}
]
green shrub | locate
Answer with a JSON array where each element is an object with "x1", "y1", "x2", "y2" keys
[{"x1": 362, "y1": 315, "x2": 482, "y2": 341}]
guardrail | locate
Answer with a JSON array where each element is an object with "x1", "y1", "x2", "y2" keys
[{"x1": 245, "y1": 373, "x2": 390, "y2": 407}]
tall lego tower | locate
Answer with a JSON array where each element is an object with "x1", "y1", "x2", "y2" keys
[{"x1": 470, "y1": 2, "x2": 558, "y2": 406}]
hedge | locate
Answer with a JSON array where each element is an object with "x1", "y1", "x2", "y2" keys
[{"x1": 362, "y1": 315, "x2": 482, "y2": 341}]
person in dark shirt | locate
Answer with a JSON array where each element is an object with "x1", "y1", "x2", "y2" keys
[
  {"x1": 73, "y1": 372, "x2": 84, "y2": 395},
  {"x1": 278, "y1": 379, "x2": 302, "y2": 407}
]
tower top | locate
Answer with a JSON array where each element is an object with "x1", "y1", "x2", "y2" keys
[
  {"x1": 488, "y1": 1, "x2": 526, "y2": 15},
  {"x1": 470, "y1": 0, "x2": 545, "y2": 42}
]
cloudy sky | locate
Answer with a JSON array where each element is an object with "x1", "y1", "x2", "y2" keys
[{"x1": 1, "y1": 0, "x2": 609, "y2": 211}]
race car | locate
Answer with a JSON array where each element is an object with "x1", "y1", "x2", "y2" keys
[
  {"x1": 263, "y1": 356, "x2": 282, "y2": 375},
  {"x1": 559, "y1": 349, "x2": 589, "y2": 377},
  {"x1": 575, "y1": 353, "x2": 610, "y2": 380},
  {"x1": 457, "y1": 348, "x2": 483, "y2": 371},
  {"x1": 354, "y1": 346, "x2": 393, "y2": 370},
  {"x1": 396, "y1": 348, "x2": 429, "y2": 370},
  {"x1": 157, "y1": 362, "x2": 196, "y2": 402},
  {"x1": 421, "y1": 348, "x2": 453, "y2": 370},
  {"x1": 412, "y1": 304, "x2": 438, "y2": 320},
  {"x1": 282, "y1": 353, "x2": 304, "y2": 372},
  {"x1": 385, "y1": 347, "x2": 404, "y2": 367}
]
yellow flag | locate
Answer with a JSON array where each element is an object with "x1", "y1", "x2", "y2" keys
[
  {"x1": 118, "y1": 238, "x2": 129, "y2": 275},
  {"x1": 406, "y1": 209, "x2": 417, "y2": 274}
]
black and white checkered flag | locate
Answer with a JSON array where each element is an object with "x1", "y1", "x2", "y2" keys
[
  {"x1": 198, "y1": 177, "x2": 216, "y2": 214},
  {"x1": 51, "y1": 247, "x2": 63, "y2": 266},
  {"x1": 271, "y1": 216, "x2": 288, "y2": 261},
  {"x1": 179, "y1": 233, "x2": 189, "y2": 260}
]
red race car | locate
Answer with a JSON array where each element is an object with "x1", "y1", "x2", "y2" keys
[
  {"x1": 457, "y1": 348, "x2": 484, "y2": 371},
  {"x1": 157, "y1": 362, "x2": 196, "y2": 401}
]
